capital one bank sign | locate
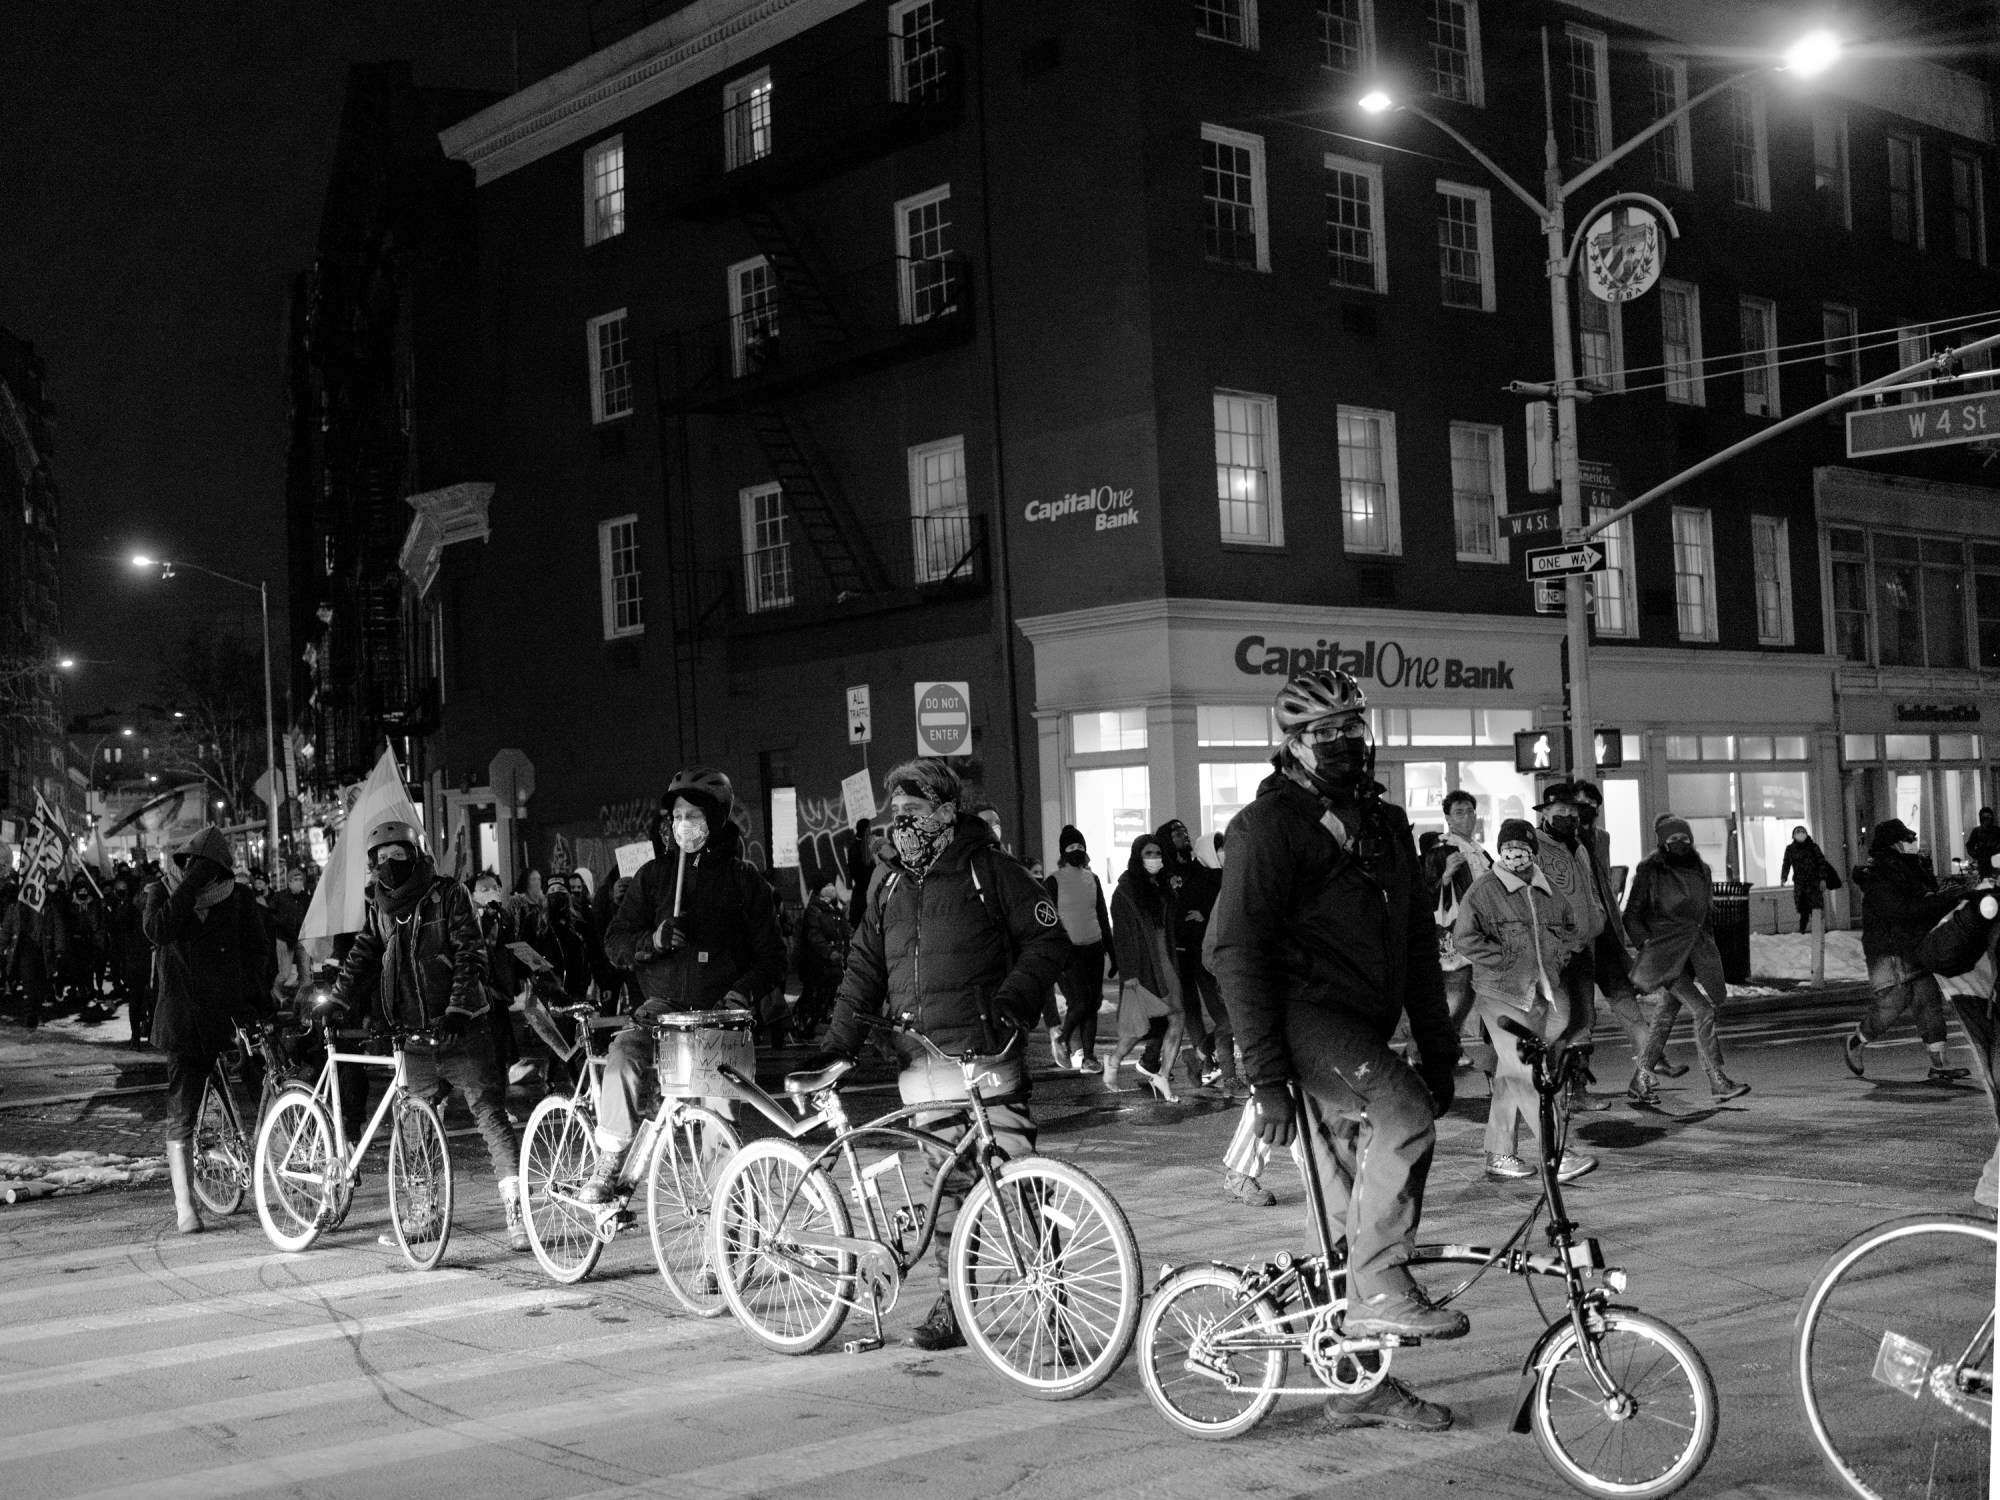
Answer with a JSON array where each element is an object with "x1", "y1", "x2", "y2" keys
[{"x1": 1234, "y1": 634, "x2": 1518, "y2": 691}]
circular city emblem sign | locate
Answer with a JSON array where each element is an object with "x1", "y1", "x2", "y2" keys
[{"x1": 1582, "y1": 205, "x2": 1663, "y2": 304}]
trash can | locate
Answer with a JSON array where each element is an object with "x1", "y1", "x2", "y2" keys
[{"x1": 1709, "y1": 879, "x2": 1752, "y2": 983}]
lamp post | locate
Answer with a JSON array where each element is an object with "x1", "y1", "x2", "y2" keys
[
  {"x1": 131, "y1": 555, "x2": 282, "y2": 876},
  {"x1": 1358, "y1": 28, "x2": 1842, "y2": 776}
]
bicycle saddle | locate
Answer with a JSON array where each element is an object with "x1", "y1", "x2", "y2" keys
[{"x1": 784, "y1": 1058, "x2": 854, "y2": 1095}]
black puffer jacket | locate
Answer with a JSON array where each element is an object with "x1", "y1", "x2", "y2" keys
[
  {"x1": 825, "y1": 814, "x2": 1069, "y2": 1057},
  {"x1": 141, "y1": 874, "x2": 268, "y2": 1055},
  {"x1": 332, "y1": 860, "x2": 488, "y2": 1032},
  {"x1": 1208, "y1": 771, "x2": 1452, "y2": 1087},
  {"x1": 1111, "y1": 841, "x2": 1176, "y2": 997},
  {"x1": 1853, "y1": 851, "x2": 1963, "y2": 965},
  {"x1": 604, "y1": 818, "x2": 784, "y2": 1015}
]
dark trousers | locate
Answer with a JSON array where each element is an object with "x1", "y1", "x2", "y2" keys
[
  {"x1": 1862, "y1": 971, "x2": 1947, "y2": 1046},
  {"x1": 163, "y1": 1053, "x2": 216, "y2": 1142},
  {"x1": 1177, "y1": 958, "x2": 1235, "y2": 1081},
  {"x1": 898, "y1": 1075, "x2": 1036, "y2": 1278},
  {"x1": 1057, "y1": 941, "x2": 1106, "y2": 1058},
  {"x1": 485, "y1": 993, "x2": 518, "y2": 1077},
  {"x1": 1949, "y1": 992, "x2": 2000, "y2": 1131},
  {"x1": 402, "y1": 1025, "x2": 518, "y2": 1184},
  {"x1": 124, "y1": 958, "x2": 153, "y2": 1039},
  {"x1": 1287, "y1": 1002, "x2": 1437, "y2": 1302}
]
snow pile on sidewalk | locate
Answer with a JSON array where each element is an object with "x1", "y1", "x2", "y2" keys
[
  {"x1": 0, "y1": 1148, "x2": 167, "y2": 1202},
  {"x1": 1750, "y1": 930, "x2": 1867, "y2": 982}
]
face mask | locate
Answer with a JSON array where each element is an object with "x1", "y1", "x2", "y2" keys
[
  {"x1": 1545, "y1": 812, "x2": 1578, "y2": 838},
  {"x1": 376, "y1": 855, "x2": 413, "y2": 888},
  {"x1": 1497, "y1": 845, "x2": 1534, "y2": 874},
  {"x1": 1577, "y1": 803, "x2": 1599, "y2": 828},
  {"x1": 1663, "y1": 840, "x2": 1700, "y2": 866},
  {"x1": 1142, "y1": 853, "x2": 1164, "y2": 875},
  {"x1": 546, "y1": 890, "x2": 571, "y2": 916},
  {"x1": 1291, "y1": 727, "x2": 1371, "y2": 799},
  {"x1": 671, "y1": 813, "x2": 709, "y2": 854},
  {"x1": 892, "y1": 807, "x2": 954, "y2": 873}
]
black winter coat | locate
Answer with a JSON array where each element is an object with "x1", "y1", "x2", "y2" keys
[
  {"x1": 333, "y1": 863, "x2": 488, "y2": 1032},
  {"x1": 1160, "y1": 851, "x2": 1220, "y2": 970},
  {"x1": 604, "y1": 819, "x2": 785, "y2": 1015},
  {"x1": 1111, "y1": 864, "x2": 1176, "y2": 998},
  {"x1": 825, "y1": 814, "x2": 1069, "y2": 1057},
  {"x1": 1208, "y1": 771, "x2": 1453, "y2": 1087},
  {"x1": 1917, "y1": 889, "x2": 2000, "y2": 986},
  {"x1": 141, "y1": 876, "x2": 268, "y2": 1055},
  {"x1": 1853, "y1": 851, "x2": 1963, "y2": 964},
  {"x1": 794, "y1": 895, "x2": 852, "y2": 981}
]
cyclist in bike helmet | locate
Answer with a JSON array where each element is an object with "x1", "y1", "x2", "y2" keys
[
  {"x1": 593, "y1": 768, "x2": 785, "y2": 1202},
  {"x1": 325, "y1": 818, "x2": 528, "y2": 1252},
  {"x1": 1207, "y1": 668, "x2": 1468, "y2": 1432}
]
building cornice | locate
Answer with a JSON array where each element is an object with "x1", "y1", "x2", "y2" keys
[
  {"x1": 1017, "y1": 596, "x2": 1569, "y2": 644},
  {"x1": 439, "y1": 0, "x2": 866, "y2": 185}
]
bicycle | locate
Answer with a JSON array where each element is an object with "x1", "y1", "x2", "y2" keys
[
  {"x1": 189, "y1": 1017, "x2": 307, "y2": 1217},
  {"x1": 1140, "y1": 1016, "x2": 1718, "y2": 1499},
  {"x1": 704, "y1": 1018, "x2": 1143, "y2": 1399},
  {"x1": 515, "y1": 994, "x2": 744, "y2": 1307},
  {"x1": 252, "y1": 1000, "x2": 455, "y2": 1271},
  {"x1": 1794, "y1": 1210, "x2": 1994, "y2": 1500}
]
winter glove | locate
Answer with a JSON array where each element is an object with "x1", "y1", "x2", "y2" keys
[
  {"x1": 436, "y1": 1010, "x2": 471, "y2": 1045},
  {"x1": 1419, "y1": 1056, "x2": 1456, "y2": 1118},
  {"x1": 1249, "y1": 1083, "x2": 1295, "y2": 1148}
]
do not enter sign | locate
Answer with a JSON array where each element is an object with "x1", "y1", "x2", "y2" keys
[{"x1": 913, "y1": 681, "x2": 973, "y2": 757}]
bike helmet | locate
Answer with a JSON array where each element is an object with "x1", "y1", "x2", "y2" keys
[
  {"x1": 363, "y1": 819, "x2": 422, "y2": 856},
  {"x1": 664, "y1": 766, "x2": 734, "y2": 821},
  {"x1": 1274, "y1": 668, "x2": 1368, "y2": 735}
]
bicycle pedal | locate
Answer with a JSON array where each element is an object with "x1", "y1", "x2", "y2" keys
[{"x1": 841, "y1": 1336, "x2": 884, "y2": 1355}]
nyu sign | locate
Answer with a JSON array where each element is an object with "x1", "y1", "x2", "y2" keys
[
  {"x1": 1023, "y1": 483, "x2": 1139, "y2": 533},
  {"x1": 1233, "y1": 636, "x2": 1516, "y2": 691}
]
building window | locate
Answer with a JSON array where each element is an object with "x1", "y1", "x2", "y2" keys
[
  {"x1": 908, "y1": 435, "x2": 971, "y2": 585},
  {"x1": 1201, "y1": 125, "x2": 1268, "y2": 271},
  {"x1": 890, "y1": 1, "x2": 945, "y2": 103},
  {"x1": 1739, "y1": 296, "x2": 1779, "y2": 417},
  {"x1": 739, "y1": 484, "x2": 792, "y2": 613},
  {"x1": 1826, "y1": 526, "x2": 1978, "y2": 669},
  {"x1": 1830, "y1": 526, "x2": 1870, "y2": 662},
  {"x1": 583, "y1": 136, "x2": 625, "y2": 245},
  {"x1": 1214, "y1": 390, "x2": 1280, "y2": 545},
  {"x1": 895, "y1": 185, "x2": 953, "y2": 324},
  {"x1": 1897, "y1": 321, "x2": 1931, "y2": 404},
  {"x1": 586, "y1": 309, "x2": 632, "y2": 423},
  {"x1": 1813, "y1": 107, "x2": 1850, "y2": 229},
  {"x1": 1565, "y1": 26, "x2": 1610, "y2": 162},
  {"x1": 1888, "y1": 133, "x2": 1924, "y2": 248},
  {"x1": 1075, "y1": 709, "x2": 1148, "y2": 753},
  {"x1": 1951, "y1": 151, "x2": 1986, "y2": 263},
  {"x1": 1577, "y1": 284, "x2": 1623, "y2": 390},
  {"x1": 1660, "y1": 280, "x2": 1703, "y2": 405},
  {"x1": 1976, "y1": 541, "x2": 2000, "y2": 669},
  {"x1": 1072, "y1": 765, "x2": 1150, "y2": 874},
  {"x1": 1449, "y1": 421, "x2": 1503, "y2": 561},
  {"x1": 1648, "y1": 54, "x2": 1692, "y2": 188},
  {"x1": 1319, "y1": 0, "x2": 1373, "y2": 73},
  {"x1": 723, "y1": 70, "x2": 774, "y2": 172},
  {"x1": 1324, "y1": 154, "x2": 1385, "y2": 292},
  {"x1": 1337, "y1": 405, "x2": 1399, "y2": 554},
  {"x1": 729, "y1": 256, "x2": 779, "y2": 378},
  {"x1": 1427, "y1": 0, "x2": 1482, "y2": 106},
  {"x1": 1436, "y1": 181, "x2": 1493, "y2": 310},
  {"x1": 598, "y1": 515, "x2": 643, "y2": 638},
  {"x1": 1195, "y1": 0, "x2": 1256, "y2": 48},
  {"x1": 1672, "y1": 508, "x2": 1717, "y2": 642},
  {"x1": 1752, "y1": 515, "x2": 1793, "y2": 646},
  {"x1": 1728, "y1": 84, "x2": 1770, "y2": 210},
  {"x1": 1822, "y1": 304, "x2": 1860, "y2": 399},
  {"x1": 1591, "y1": 504, "x2": 1637, "y2": 638},
  {"x1": 1197, "y1": 704, "x2": 1277, "y2": 746}
]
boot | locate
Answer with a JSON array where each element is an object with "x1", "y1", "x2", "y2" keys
[
  {"x1": 1709, "y1": 1072, "x2": 1751, "y2": 1102},
  {"x1": 499, "y1": 1175, "x2": 531, "y2": 1253},
  {"x1": 577, "y1": 1146, "x2": 627, "y2": 1205},
  {"x1": 1626, "y1": 1068, "x2": 1660, "y2": 1106},
  {"x1": 165, "y1": 1140, "x2": 204, "y2": 1235},
  {"x1": 904, "y1": 1293, "x2": 965, "y2": 1351}
]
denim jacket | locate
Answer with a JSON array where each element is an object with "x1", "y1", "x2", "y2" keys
[{"x1": 1451, "y1": 864, "x2": 1582, "y2": 1007}]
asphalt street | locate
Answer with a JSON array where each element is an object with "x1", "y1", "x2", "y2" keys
[{"x1": 0, "y1": 994, "x2": 1992, "y2": 1500}]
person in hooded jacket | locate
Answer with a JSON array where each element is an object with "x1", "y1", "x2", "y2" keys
[
  {"x1": 593, "y1": 768, "x2": 786, "y2": 1202},
  {"x1": 1779, "y1": 826, "x2": 1839, "y2": 935},
  {"x1": 1846, "y1": 817, "x2": 1973, "y2": 1084},
  {"x1": 1159, "y1": 817, "x2": 1235, "y2": 1094},
  {"x1": 1045, "y1": 825, "x2": 1115, "y2": 1073},
  {"x1": 1626, "y1": 815, "x2": 1750, "y2": 1104},
  {"x1": 0, "y1": 872, "x2": 66, "y2": 1030},
  {"x1": 326, "y1": 819, "x2": 528, "y2": 1252},
  {"x1": 790, "y1": 877, "x2": 852, "y2": 1038},
  {"x1": 141, "y1": 826, "x2": 270, "y2": 1234},
  {"x1": 1105, "y1": 833, "x2": 1187, "y2": 1100},
  {"x1": 811, "y1": 757, "x2": 1069, "y2": 1353}
]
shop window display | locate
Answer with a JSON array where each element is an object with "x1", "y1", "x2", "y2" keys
[
  {"x1": 1072, "y1": 765, "x2": 1150, "y2": 873},
  {"x1": 1199, "y1": 762, "x2": 1266, "y2": 837}
]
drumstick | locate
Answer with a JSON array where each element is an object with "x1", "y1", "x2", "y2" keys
[{"x1": 672, "y1": 846, "x2": 686, "y2": 921}]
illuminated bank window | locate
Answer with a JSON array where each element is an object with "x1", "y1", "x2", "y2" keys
[
  {"x1": 1073, "y1": 709, "x2": 1147, "y2": 753},
  {"x1": 1073, "y1": 765, "x2": 1150, "y2": 874},
  {"x1": 1197, "y1": 705, "x2": 1277, "y2": 746},
  {"x1": 1200, "y1": 762, "x2": 1266, "y2": 837}
]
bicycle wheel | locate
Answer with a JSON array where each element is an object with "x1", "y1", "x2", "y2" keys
[
  {"x1": 1529, "y1": 1308, "x2": 1718, "y2": 1500},
  {"x1": 646, "y1": 1105, "x2": 740, "y2": 1317},
  {"x1": 709, "y1": 1137, "x2": 853, "y2": 1354},
  {"x1": 1138, "y1": 1264, "x2": 1286, "y2": 1438},
  {"x1": 1796, "y1": 1213, "x2": 1996, "y2": 1500},
  {"x1": 388, "y1": 1096, "x2": 454, "y2": 1272},
  {"x1": 950, "y1": 1155, "x2": 1143, "y2": 1399},
  {"x1": 191, "y1": 1072, "x2": 246, "y2": 1217},
  {"x1": 519, "y1": 1096, "x2": 605, "y2": 1285},
  {"x1": 253, "y1": 1089, "x2": 336, "y2": 1253}
]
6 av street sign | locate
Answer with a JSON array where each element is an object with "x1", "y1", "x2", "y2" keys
[
  {"x1": 1847, "y1": 391, "x2": 2000, "y2": 458},
  {"x1": 1524, "y1": 542, "x2": 1606, "y2": 580}
]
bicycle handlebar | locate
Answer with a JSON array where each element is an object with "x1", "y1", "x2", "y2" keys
[{"x1": 854, "y1": 1010, "x2": 1024, "y2": 1069}]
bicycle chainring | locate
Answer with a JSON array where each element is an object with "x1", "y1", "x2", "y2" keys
[{"x1": 1304, "y1": 1302, "x2": 1393, "y2": 1395}]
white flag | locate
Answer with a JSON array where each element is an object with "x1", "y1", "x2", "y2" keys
[{"x1": 298, "y1": 745, "x2": 425, "y2": 953}]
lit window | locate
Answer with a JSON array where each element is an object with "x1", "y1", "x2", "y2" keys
[
  {"x1": 729, "y1": 257, "x2": 778, "y2": 378},
  {"x1": 890, "y1": 1, "x2": 945, "y2": 103},
  {"x1": 1951, "y1": 151, "x2": 1986, "y2": 263},
  {"x1": 1195, "y1": 0, "x2": 1256, "y2": 48},
  {"x1": 723, "y1": 70, "x2": 774, "y2": 171},
  {"x1": 1739, "y1": 296, "x2": 1779, "y2": 417},
  {"x1": 739, "y1": 484, "x2": 792, "y2": 614},
  {"x1": 1319, "y1": 0, "x2": 1373, "y2": 73},
  {"x1": 1337, "y1": 405, "x2": 1399, "y2": 554},
  {"x1": 1813, "y1": 107, "x2": 1850, "y2": 229},
  {"x1": 895, "y1": 185, "x2": 954, "y2": 324},
  {"x1": 1197, "y1": 705, "x2": 1277, "y2": 746},
  {"x1": 1214, "y1": 390, "x2": 1280, "y2": 545},
  {"x1": 1660, "y1": 280, "x2": 1704, "y2": 406},
  {"x1": 1073, "y1": 710, "x2": 1148, "y2": 753},
  {"x1": 1072, "y1": 764, "x2": 1150, "y2": 874},
  {"x1": 1647, "y1": 55, "x2": 1691, "y2": 188},
  {"x1": 583, "y1": 136, "x2": 625, "y2": 245},
  {"x1": 598, "y1": 515, "x2": 643, "y2": 639},
  {"x1": 1822, "y1": 304, "x2": 1859, "y2": 399},
  {"x1": 1436, "y1": 181, "x2": 1493, "y2": 310},
  {"x1": 1728, "y1": 84, "x2": 1770, "y2": 210},
  {"x1": 1199, "y1": 762, "x2": 1265, "y2": 838},
  {"x1": 1672, "y1": 507, "x2": 1717, "y2": 642},
  {"x1": 1590, "y1": 505, "x2": 1637, "y2": 638},
  {"x1": 908, "y1": 436, "x2": 971, "y2": 585},
  {"x1": 1565, "y1": 26, "x2": 1609, "y2": 162},
  {"x1": 1577, "y1": 285, "x2": 1623, "y2": 390},
  {"x1": 1202, "y1": 124, "x2": 1268, "y2": 271},
  {"x1": 1324, "y1": 154, "x2": 1385, "y2": 292},
  {"x1": 1888, "y1": 134, "x2": 1924, "y2": 248},
  {"x1": 1751, "y1": 515, "x2": 1793, "y2": 646},
  {"x1": 586, "y1": 310, "x2": 632, "y2": 423},
  {"x1": 1449, "y1": 421, "x2": 1503, "y2": 561},
  {"x1": 1427, "y1": 0, "x2": 1482, "y2": 106}
]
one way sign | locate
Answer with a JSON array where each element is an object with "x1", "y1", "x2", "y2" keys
[{"x1": 1524, "y1": 542, "x2": 1607, "y2": 580}]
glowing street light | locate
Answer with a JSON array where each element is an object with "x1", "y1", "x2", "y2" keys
[
  {"x1": 1357, "y1": 90, "x2": 1392, "y2": 113},
  {"x1": 1783, "y1": 30, "x2": 1843, "y2": 78},
  {"x1": 130, "y1": 555, "x2": 154, "y2": 568},
  {"x1": 57, "y1": 657, "x2": 74, "y2": 669}
]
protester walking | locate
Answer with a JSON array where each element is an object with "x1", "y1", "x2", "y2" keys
[
  {"x1": 1530, "y1": 784, "x2": 1617, "y2": 1112},
  {"x1": 1045, "y1": 826, "x2": 1115, "y2": 1074},
  {"x1": 1847, "y1": 818, "x2": 1972, "y2": 1083},
  {"x1": 106, "y1": 870, "x2": 152, "y2": 1046},
  {"x1": 1627, "y1": 815, "x2": 1750, "y2": 1104},
  {"x1": 1779, "y1": 826, "x2": 1840, "y2": 934},
  {"x1": 1967, "y1": 807, "x2": 2000, "y2": 877},
  {"x1": 1106, "y1": 833, "x2": 1185, "y2": 1100},
  {"x1": 0, "y1": 872, "x2": 66, "y2": 1030},
  {"x1": 1915, "y1": 884, "x2": 2000, "y2": 1206},
  {"x1": 1423, "y1": 790, "x2": 1492, "y2": 1084},
  {"x1": 790, "y1": 877, "x2": 851, "y2": 1038}
]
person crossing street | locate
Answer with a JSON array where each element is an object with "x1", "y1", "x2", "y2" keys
[
  {"x1": 1628, "y1": 816, "x2": 1750, "y2": 1104},
  {"x1": 1848, "y1": 818, "x2": 1972, "y2": 1084}
]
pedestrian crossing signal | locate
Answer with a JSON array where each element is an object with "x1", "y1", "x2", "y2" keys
[{"x1": 1514, "y1": 729, "x2": 1569, "y2": 775}]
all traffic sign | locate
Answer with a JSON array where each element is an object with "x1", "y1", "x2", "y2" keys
[
  {"x1": 846, "y1": 685, "x2": 872, "y2": 745},
  {"x1": 913, "y1": 681, "x2": 973, "y2": 757},
  {"x1": 1524, "y1": 542, "x2": 1606, "y2": 580},
  {"x1": 1846, "y1": 392, "x2": 2000, "y2": 458}
]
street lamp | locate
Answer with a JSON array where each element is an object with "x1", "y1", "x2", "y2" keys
[
  {"x1": 131, "y1": 554, "x2": 282, "y2": 876},
  {"x1": 1355, "y1": 30, "x2": 1841, "y2": 775}
]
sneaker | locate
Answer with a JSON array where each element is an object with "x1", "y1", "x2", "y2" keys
[
  {"x1": 1843, "y1": 1032, "x2": 1866, "y2": 1078},
  {"x1": 1200, "y1": 1063, "x2": 1224, "y2": 1088},
  {"x1": 1068, "y1": 1048, "x2": 1086, "y2": 1073},
  {"x1": 1048, "y1": 1028, "x2": 1065, "y2": 1068},
  {"x1": 903, "y1": 1293, "x2": 964, "y2": 1351},
  {"x1": 1222, "y1": 1170, "x2": 1276, "y2": 1207},
  {"x1": 504, "y1": 1193, "x2": 531, "y2": 1253},
  {"x1": 1485, "y1": 1152, "x2": 1534, "y2": 1181},
  {"x1": 1553, "y1": 1153, "x2": 1598, "y2": 1183},
  {"x1": 576, "y1": 1150, "x2": 626, "y2": 1205},
  {"x1": 1928, "y1": 1063, "x2": 1973, "y2": 1083},
  {"x1": 1343, "y1": 1289, "x2": 1469, "y2": 1341},
  {"x1": 1322, "y1": 1375, "x2": 1454, "y2": 1431},
  {"x1": 1710, "y1": 1077, "x2": 1752, "y2": 1103}
]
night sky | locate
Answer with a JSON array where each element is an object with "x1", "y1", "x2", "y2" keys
[{"x1": 0, "y1": 1, "x2": 586, "y2": 720}]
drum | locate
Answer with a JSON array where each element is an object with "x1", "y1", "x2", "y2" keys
[{"x1": 653, "y1": 1009, "x2": 756, "y2": 1098}]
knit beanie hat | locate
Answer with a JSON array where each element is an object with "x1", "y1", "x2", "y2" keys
[
  {"x1": 1655, "y1": 814, "x2": 1693, "y2": 845},
  {"x1": 1869, "y1": 817, "x2": 1917, "y2": 854},
  {"x1": 1058, "y1": 824, "x2": 1087, "y2": 853},
  {"x1": 1496, "y1": 818, "x2": 1537, "y2": 850}
]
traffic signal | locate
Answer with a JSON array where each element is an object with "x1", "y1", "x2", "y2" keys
[
  {"x1": 1593, "y1": 729, "x2": 1624, "y2": 770},
  {"x1": 1514, "y1": 729, "x2": 1569, "y2": 774}
]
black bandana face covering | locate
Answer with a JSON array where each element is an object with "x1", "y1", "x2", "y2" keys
[{"x1": 893, "y1": 808, "x2": 953, "y2": 874}]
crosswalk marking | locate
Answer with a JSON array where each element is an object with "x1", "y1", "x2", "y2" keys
[
  {"x1": 0, "y1": 1287, "x2": 581, "y2": 1397},
  {"x1": 1089, "y1": 1424, "x2": 1504, "y2": 1498},
  {"x1": 0, "y1": 1248, "x2": 355, "y2": 1309},
  {"x1": 1, "y1": 1267, "x2": 470, "y2": 1345}
]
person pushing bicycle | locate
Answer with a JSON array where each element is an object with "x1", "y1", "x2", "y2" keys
[
  {"x1": 1207, "y1": 668, "x2": 1468, "y2": 1433},
  {"x1": 810, "y1": 757, "x2": 1070, "y2": 1352}
]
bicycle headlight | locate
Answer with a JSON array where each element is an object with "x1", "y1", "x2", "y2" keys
[{"x1": 1602, "y1": 1268, "x2": 1629, "y2": 1294}]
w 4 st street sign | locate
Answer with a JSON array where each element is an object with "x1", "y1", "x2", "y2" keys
[
  {"x1": 1846, "y1": 391, "x2": 2000, "y2": 458},
  {"x1": 1524, "y1": 542, "x2": 1606, "y2": 580}
]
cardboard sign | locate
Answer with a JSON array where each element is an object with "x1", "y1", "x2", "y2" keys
[
  {"x1": 614, "y1": 841, "x2": 653, "y2": 879},
  {"x1": 841, "y1": 769, "x2": 877, "y2": 829}
]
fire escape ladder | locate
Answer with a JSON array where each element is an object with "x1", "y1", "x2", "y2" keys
[
  {"x1": 743, "y1": 403, "x2": 886, "y2": 599},
  {"x1": 737, "y1": 205, "x2": 850, "y2": 345}
]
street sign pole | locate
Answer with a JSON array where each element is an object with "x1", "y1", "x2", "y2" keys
[{"x1": 1544, "y1": 115, "x2": 1595, "y2": 783}]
